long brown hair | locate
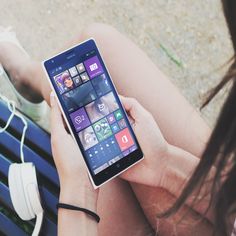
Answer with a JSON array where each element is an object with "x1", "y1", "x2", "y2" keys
[{"x1": 159, "y1": 1, "x2": 236, "y2": 235}]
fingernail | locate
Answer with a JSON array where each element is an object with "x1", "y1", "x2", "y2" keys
[{"x1": 50, "y1": 91, "x2": 55, "y2": 107}]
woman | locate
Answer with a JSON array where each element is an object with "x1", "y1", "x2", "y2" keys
[{"x1": 0, "y1": 0, "x2": 234, "y2": 235}]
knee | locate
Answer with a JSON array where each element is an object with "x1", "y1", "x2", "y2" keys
[{"x1": 80, "y1": 23, "x2": 118, "y2": 42}]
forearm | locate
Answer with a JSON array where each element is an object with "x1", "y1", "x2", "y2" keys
[
  {"x1": 58, "y1": 181, "x2": 98, "y2": 236},
  {"x1": 130, "y1": 184, "x2": 213, "y2": 235},
  {"x1": 161, "y1": 144, "x2": 214, "y2": 221},
  {"x1": 131, "y1": 144, "x2": 215, "y2": 223}
]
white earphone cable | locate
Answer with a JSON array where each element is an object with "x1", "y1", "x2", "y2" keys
[
  {"x1": 0, "y1": 97, "x2": 15, "y2": 132},
  {"x1": 14, "y1": 110, "x2": 28, "y2": 163},
  {"x1": 0, "y1": 94, "x2": 28, "y2": 163},
  {"x1": 32, "y1": 212, "x2": 43, "y2": 236}
]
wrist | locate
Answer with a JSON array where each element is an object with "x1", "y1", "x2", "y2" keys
[
  {"x1": 59, "y1": 180, "x2": 98, "y2": 211},
  {"x1": 159, "y1": 143, "x2": 199, "y2": 194},
  {"x1": 154, "y1": 143, "x2": 173, "y2": 188},
  {"x1": 159, "y1": 143, "x2": 181, "y2": 189},
  {"x1": 57, "y1": 180, "x2": 99, "y2": 236}
]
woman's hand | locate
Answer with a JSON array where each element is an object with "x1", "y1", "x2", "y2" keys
[
  {"x1": 119, "y1": 96, "x2": 169, "y2": 187},
  {"x1": 50, "y1": 92, "x2": 98, "y2": 208},
  {"x1": 50, "y1": 92, "x2": 98, "y2": 236}
]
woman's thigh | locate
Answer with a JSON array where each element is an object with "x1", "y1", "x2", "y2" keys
[
  {"x1": 97, "y1": 178, "x2": 154, "y2": 236},
  {"x1": 42, "y1": 22, "x2": 210, "y2": 157},
  {"x1": 75, "y1": 23, "x2": 211, "y2": 158}
]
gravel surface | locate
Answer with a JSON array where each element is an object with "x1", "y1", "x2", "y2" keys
[{"x1": 0, "y1": 0, "x2": 233, "y2": 128}]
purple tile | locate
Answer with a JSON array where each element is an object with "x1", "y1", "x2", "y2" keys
[
  {"x1": 84, "y1": 56, "x2": 104, "y2": 79},
  {"x1": 70, "y1": 107, "x2": 90, "y2": 132},
  {"x1": 107, "y1": 113, "x2": 116, "y2": 124}
]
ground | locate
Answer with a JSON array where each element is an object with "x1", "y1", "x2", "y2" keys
[{"x1": 0, "y1": 0, "x2": 233, "y2": 128}]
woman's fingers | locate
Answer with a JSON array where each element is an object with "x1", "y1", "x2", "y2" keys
[
  {"x1": 50, "y1": 92, "x2": 67, "y2": 139},
  {"x1": 119, "y1": 95, "x2": 151, "y2": 121}
]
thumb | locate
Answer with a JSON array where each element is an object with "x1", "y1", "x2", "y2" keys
[
  {"x1": 50, "y1": 92, "x2": 67, "y2": 138},
  {"x1": 119, "y1": 95, "x2": 150, "y2": 122}
]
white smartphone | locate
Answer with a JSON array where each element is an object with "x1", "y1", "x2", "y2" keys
[{"x1": 42, "y1": 39, "x2": 144, "y2": 188}]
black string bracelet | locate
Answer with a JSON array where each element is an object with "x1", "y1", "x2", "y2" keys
[{"x1": 56, "y1": 203, "x2": 100, "y2": 223}]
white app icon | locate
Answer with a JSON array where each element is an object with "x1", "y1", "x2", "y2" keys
[
  {"x1": 98, "y1": 103, "x2": 105, "y2": 111},
  {"x1": 85, "y1": 133, "x2": 93, "y2": 144},
  {"x1": 69, "y1": 66, "x2": 78, "y2": 77},
  {"x1": 75, "y1": 115, "x2": 85, "y2": 124},
  {"x1": 77, "y1": 63, "x2": 85, "y2": 73},
  {"x1": 121, "y1": 135, "x2": 128, "y2": 144},
  {"x1": 89, "y1": 63, "x2": 98, "y2": 71}
]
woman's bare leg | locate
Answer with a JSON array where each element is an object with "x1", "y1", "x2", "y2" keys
[
  {"x1": 97, "y1": 178, "x2": 154, "y2": 236},
  {"x1": 2, "y1": 23, "x2": 210, "y2": 157},
  {"x1": 77, "y1": 23, "x2": 211, "y2": 158},
  {"x1": 0, "y1": 23, "x2": 211, "y2": 157}
]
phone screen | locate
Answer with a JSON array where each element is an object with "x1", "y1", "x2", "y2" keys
[{"x1": 43, "y1": 39, "x2": 143, "y2": 187}]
